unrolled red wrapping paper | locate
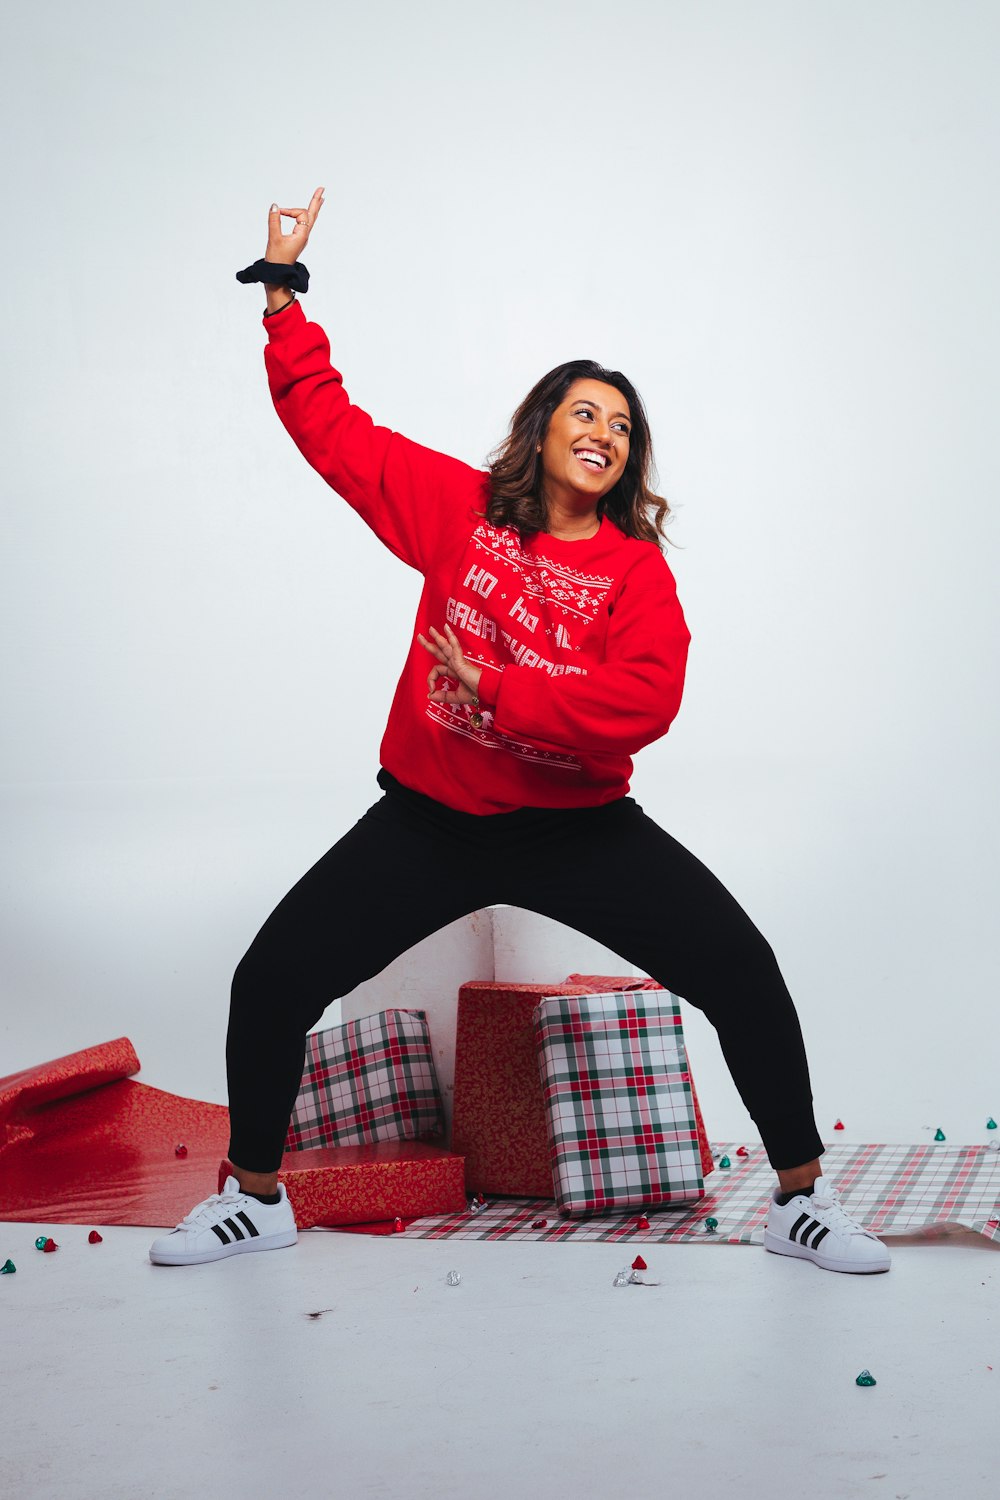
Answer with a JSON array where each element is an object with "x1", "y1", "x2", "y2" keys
[
  {"x1": 1, "y1": 1036, "x2": 141, "y2": 1143},
  {"x1": 0, "y1": 1040, "x2": 230, "y2": 1227}
]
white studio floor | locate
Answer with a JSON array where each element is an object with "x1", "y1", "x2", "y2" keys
[{"x1": 2, "y1": 1216, "x2": 996, "y2": 1500}]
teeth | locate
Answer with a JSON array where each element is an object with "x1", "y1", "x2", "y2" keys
[{"x1": 576, "y1": 450, "x2": 606, "y2": 469}]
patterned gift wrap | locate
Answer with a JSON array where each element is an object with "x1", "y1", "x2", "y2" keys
[
  {"x1": 565, "y1": 975, "x2": 714, "y2": 1180},
  {"x1": 535, "y1": 989, "x2": 706, "y2": 1215},
  {"x1": 387, "y1": 1144, "x2": 1000, "y2": 1245},
  {"x1": 220, "y1": 1141, "x2": 466, "y2": 1228},
  {"x1": 285, "y1": 1008, "x2": 444, "y2": 1151}
]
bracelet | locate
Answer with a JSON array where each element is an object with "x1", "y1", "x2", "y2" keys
[
  {"x1": 263, "y1": 292, "x2": 296, "y2": 319},
  {"x1": 236, "y1": 257, "x2": 310, "y2": 292}
]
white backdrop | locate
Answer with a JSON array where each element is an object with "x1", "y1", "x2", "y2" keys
[{"x1": 3, "y1": 0, "x2": 998, "y2": 1149}]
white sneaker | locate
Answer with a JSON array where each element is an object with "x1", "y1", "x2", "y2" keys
[
  {"x1": 763, "y1": 1174, "x2": 891, "y2": 1274},
  {"x1": 149, "y1": 1176, "x2": 298, "y2": 1266}
]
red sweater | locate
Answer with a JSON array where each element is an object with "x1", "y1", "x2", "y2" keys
[{"x1": 263, "y1": 300, "x2": 691, "y2": 814}]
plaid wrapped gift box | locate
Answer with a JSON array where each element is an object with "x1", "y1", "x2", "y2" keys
[
  {"x1": 284, "y1": 1009, "x2": 444, "y2": 1151},
  {"x1": 566, "y1": 975, "x2": 713, "y2": 1181},
  {"x1": 534, "y1": 989, "x2": 706, "y2": 1216}
]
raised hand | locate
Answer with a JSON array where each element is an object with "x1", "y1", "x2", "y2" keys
[
  {"x1": 418, "y1": 625, "x2": 483, "y2": 706},
  {"x1": 266, "y1": 186, "x2": 325, "y2": 265}
]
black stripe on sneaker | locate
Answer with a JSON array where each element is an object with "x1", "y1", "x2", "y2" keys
[
  {"x1": 211, "y1": 1224, "x2": 231, "y2": 1245},
  {"x1": 223, "y1": 1217, "x2": 245, "y2": 1241},
  {"x1": 799, "y1": 1218, "x2": 823, "y2": 1245},
  {"x1": 236, "y1": 1211, "x2": 259, "y2": 1238},
  {"x1": 809, "y1": 1225, "x2": 831, "y2": 1250},
  {"x1": 790, "y1": 1212, "x2": 811, "y2": 1242}
]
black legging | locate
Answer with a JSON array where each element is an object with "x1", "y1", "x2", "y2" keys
[{"x1": 226, "y1": 769, "x2": 825, "y2": 1174}]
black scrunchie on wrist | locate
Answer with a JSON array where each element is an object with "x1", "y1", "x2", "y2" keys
[{"x1": 235, "y1": 258, "x2": 310, "y2": 292}]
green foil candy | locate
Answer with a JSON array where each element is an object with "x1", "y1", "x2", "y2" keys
[
  {"x1": 934, "y1": 1128, "x2": 946, "y2": 1142},
  {"x1": 1, "y1": 1259, "x2": 15, "y2": 1274},
  {"x1": 704, "y1": 1217, "x2": 719, "y2": 1233},
  {"x1": 719, "y1": 1155, "x2": 731, "y2": 1168},
  {"x1": 34, "y1": 1236, "x2": 48, "y2": 1250},
  {"x1": 987, "y1": 1118, "x2": 997, "y2": 1130},
  {"x1": 856, "y1": 1370, "x2": 877, "y2": 1387}
]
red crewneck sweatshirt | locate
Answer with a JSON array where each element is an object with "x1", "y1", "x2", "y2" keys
[{"x1": 263, "y1": 300, "x2": 691, "y2": 814}]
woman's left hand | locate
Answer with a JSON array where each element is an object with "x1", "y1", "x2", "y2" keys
[{"x1": 417, "y1": 624, "x2": 483, "y2": 705}]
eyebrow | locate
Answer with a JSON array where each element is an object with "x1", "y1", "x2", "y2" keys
[{"x1": 572, "y1": 398, "x2": 631, "y2": 422}]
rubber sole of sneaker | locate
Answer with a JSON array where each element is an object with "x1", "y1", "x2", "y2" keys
[
  {"x1": 762, "y1": 1227, "x2": 891, "y2": 1274},
  {"x1": 149, "y1": 1228, "x2": 298, "y2": 1267}
]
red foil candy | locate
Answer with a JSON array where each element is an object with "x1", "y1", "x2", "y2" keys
[
  {"x1": 175, "y1": 1144, "x2": 188, "y2": 1157},
  {"x1": 88, "y1": 1230, "x2": 103, "y2": 1244},
  {"x1": 834, "y1": 1120, "x2": 845, "y2": 1130},
  {"x1": 532, "y1": 1219, "x2": 548, "y2": 1230},
  {"x1": 636, "y1": 1214, "x2": 650, "y2": 1230},
  {"x1": 392, "y1": 1217, "x2": 405, "y2": 1233},
  {"x1": 42, "y1": 1238, "x2": 59, "y2": 1252},
  {"x1": 631, "y1": 1254, "x2": 647, "y2": 1271},
  {"x1": 736, "y1": 1147, "x2": 749, "y2": 1157}
]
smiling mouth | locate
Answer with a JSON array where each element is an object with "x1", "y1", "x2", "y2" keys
[{"x1": 574, "y1": 449, "x2": 610, "y2": 472}]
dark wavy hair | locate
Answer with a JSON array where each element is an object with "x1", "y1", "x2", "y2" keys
[{"x1": 483, "y1": 359, "x2": 675, "y2": 547}]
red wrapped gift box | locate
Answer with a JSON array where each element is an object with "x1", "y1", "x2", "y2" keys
[
  {"x1": 219, "y1": 1141, "x2": 466, "y2": 1229},
  {"x1": 451, "y1": 981, "x2": 593, "y2": 1196},
  {"x1": 451, "y1": 975, "x2": 714, "y2": 1197}
]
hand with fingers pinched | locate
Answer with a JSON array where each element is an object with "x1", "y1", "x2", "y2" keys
[
  {"x1": 417, "y1": 625, "x2": 483, "y2": 708},
  {"x1": 266, "y1": 185, "x2": 326, "y2": 265}
]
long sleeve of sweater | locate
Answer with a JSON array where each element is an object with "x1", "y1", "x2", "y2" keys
[
  {"x1": 492, "y1": 546, "x2": 691, "y2": 758},
  {"x1": 262, "y1": 300, "x2": 485, "y2": 574}
]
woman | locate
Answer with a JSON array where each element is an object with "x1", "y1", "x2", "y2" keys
[{"x1": 150, "y1": 188, "x2": 889, "y2": 1274}]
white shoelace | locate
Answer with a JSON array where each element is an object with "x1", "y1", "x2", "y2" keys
[
  {"x1": 810, "y1": 1183, "x2": 870, "y2": 1236},
  {"x1": 175, "y1": 1186, "x2": 246, "y2": 1231}
]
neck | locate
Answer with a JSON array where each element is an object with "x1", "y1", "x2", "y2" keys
[{"x1": 544, "y1": 501, "x2": 601, "y2": 541}]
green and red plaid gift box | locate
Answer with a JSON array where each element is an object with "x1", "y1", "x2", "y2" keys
[
  {"x1": 535, "y1": 988, "x2": 706, "y2": 1215},
  {"x1": 285, "y1": 1008, "x2": 444, "y2": 1151}
]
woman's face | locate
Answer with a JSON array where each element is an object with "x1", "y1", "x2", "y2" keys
[{"x1": 539, "y1": 378, "x2": 631, "y2": 506}]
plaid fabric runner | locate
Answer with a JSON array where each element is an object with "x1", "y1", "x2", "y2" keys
[
  {"x1": 285, "y1": 1009, "x2": 444, "y2": 1151},
  {"x1": 385, "y1": 1144, "x2": 1000, "y2": 1243},
  {"x1": 534, "y1": 990, "x2": 704, "y2": 1214}
]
